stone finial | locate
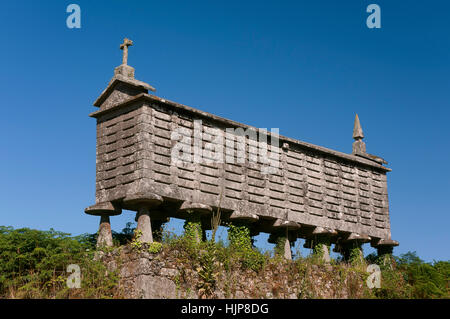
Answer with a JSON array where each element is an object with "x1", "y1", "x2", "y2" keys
[
  {"x1": 352, "y1": 114, "x2": 366, "y2": 154},
  {"x1": 120, "y1": 38, "x2": 133, "y2": 65},
  {"x1": 350, "y1": 114, "x2": 388, "y2": 164},
  {"x1": 353, "y1": 114, "x2": 364, "y2": 140}
]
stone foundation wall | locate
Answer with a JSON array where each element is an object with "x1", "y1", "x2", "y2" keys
[{"x1": 101, "y1": 246, "x2": 369, "y2": 299}]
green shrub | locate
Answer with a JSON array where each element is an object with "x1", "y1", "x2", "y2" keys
[
  {"x1": 183, "y1": 220, "x2": 202, "y2": 246},
  {"x1": 395, "y1": 251, "x2": 449, "y2": 299},
  {"x1": 228, "y1": 224, "x2": 252, "y2": 251},
  {"x1": 228, "y1": 224, "x2": 265, "y2": 272},
  {"x1": 148, "y1": 242, "x2": 163, "y2": 254},
  {"x1": 0, "y1": 226, "x2": 121, "y2": 298}
]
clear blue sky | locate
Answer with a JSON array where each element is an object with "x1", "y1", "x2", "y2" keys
[{"x1": 0, "y1": 1, "x2": 448, "y2": 262}]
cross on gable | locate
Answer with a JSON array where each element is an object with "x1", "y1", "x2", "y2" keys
[{"x1": 120, "y1": 38, "x2": 133, "y2": 65}]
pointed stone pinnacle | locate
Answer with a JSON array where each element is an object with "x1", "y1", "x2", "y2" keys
[{"x1": 353, "y1": 114, "x2": 364, "y2": 140}]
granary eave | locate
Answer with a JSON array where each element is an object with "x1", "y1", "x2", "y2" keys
[
  {"x1": 93, "y1": 76, "x2": 156, "y2": 107},
  {"x1": 89, "y1": 93, "x2": 391, "y2": 172}
]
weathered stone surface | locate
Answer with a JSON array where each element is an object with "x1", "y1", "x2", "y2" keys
[
  {"x1": 283, "y1": 237, "x2": 292, "y2": 260},
  {"x1": 136, "y1": 207, "x2": 153, "y2": 243},
  {"x1": 133, "y1": 275, "x2": 177, "y2": 299},
  {"x1": 97, "y1": 215, "x2": 113, "y2": 247},
  {"x1": 122, "y1": 192, "x2": 163, "y2": 211},
  {"x1": 160, "y1": 268, "x2": 179, "y2": 277},
  {"x1": 353, "y1": 114, "x2": 364, "y2": 140},
  {"x1": 229, "y1": 211, "x2": 259, "y2": 222},
  {"x1": 102, "y1": 247, "x2": 371, "y2": 299},
  {"x1": 179, "y1": 202, "x2": 212, "y2": 214},
  {"x1": 273, "y1": 219, "x2": 301, "y2": 230}
]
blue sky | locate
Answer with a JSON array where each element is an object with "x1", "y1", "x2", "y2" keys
[{"x1": 0, "y1": 1, "x2": 448, "y2": 262}]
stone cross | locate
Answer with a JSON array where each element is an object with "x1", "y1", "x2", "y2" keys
[{"x1": 120, "y1": 38, "x2": 133, "y2": 65}]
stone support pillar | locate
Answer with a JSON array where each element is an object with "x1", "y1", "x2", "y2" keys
[
  {"x1": 270, "y1": 219, "x2": 301, "y2": 260},
  {"x1": 184, "y1": 214, "x2": 203, "y2": 244},
  {"x1": 306, "y1": 227, "x2": 337, "y2": 263},
  {"x1": 122, "y1": 193, "x2": 164, "y2": 244},
  {"x1": 341, "y1": 242, "x2": 363, "y2": 262},
  {"x1": 374, "y1": 238, "x2": 399, "y2": 256},
  {"x1": 136, "y1": 207, "x2": 153, "y2": 243},
  {"x1": 311, "y1": 227, "x2": 337, "y2": 263},
  {"x1": 377, "y1": 245, "x2": 392, "y2": 256},
  {"x1": 312, "y1": 239, "x2": 331, "y2": 263},
  {"x1": 134, "y1": 211, "x2": 170, "y2": 242},
  {"x1": 373, "y1": 238, "x2": 399, "y2": 266},
  {"x1": 179, "y1": 201, "x2": 213, "y2": 244},
  {"x1": 84, "y1": 201, "x2": 122, "y2": 248},
  {"x1": 97, "y1": 215, "x2": 113, "y2": 247},
  {"x1": 283, "y1": 236, "x2": 292, "y2": 260},
  {"x1": 151, "y1": 218, "x2": 169, "y2": 242},
  {"x1": 228, "y1": 211, "x2": 259, "y2": 249},
  {"x1": 338, "y1": 233, "x2": 371, "y2": 263}
]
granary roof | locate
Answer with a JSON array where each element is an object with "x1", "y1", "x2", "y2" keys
[{"x1": 93, "y1": 72, "x2": 156, "y2": 107}]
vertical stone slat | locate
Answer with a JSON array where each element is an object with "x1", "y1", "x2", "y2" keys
[
  {"x1": 300, "y1": 151, "x2": 309, "y2": 218},
  {"x1": 354, "y1": 167, "x2": 362, "y2": 226},
  {"x1": 367, "y1": 170, "x2": 375, "y2": 228},
  {"x1": 170, "y1": 110, "x2": 181, "y2": 192}
]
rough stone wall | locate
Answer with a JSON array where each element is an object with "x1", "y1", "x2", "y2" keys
[{"x1": 102, "y1": 247, "x2": 368, "y2": 299}]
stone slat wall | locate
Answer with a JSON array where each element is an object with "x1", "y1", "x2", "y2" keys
[{"x1": 94, "y1": 101, "x2": 390, "y2": 239}]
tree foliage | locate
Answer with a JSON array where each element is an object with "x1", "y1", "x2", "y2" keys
[{"x1": 0, "y1": 226, "x2": 121, "y2": 298}]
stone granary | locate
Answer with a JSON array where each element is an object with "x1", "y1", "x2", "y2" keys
[{"x1": 85, "y1": 39, "x2": 399, "y2": 261}]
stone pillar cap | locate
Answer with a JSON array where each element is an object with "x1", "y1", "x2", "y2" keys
[
  {"x1": 345, "y1": 233, "x2": 371, "y2": 243},
  {"x1": 122, "y1": 192, "x2": 163, "y2": 210},
  {"x1": 84, "y1": 201, "x2": 122, "y2": 216},
  {"x1": 374, "y1": 238, "x2": 399, "y2": 247},
  {"x1": 229, "y1": 211, "x2": 259, "y2": 222},
  {"x1": 179, "y1": 201, "x2": 213, "y2": 215},
  {"x1": 312, "y1": 226, "x2": 338, "y2": 236},
  {"x1": 273, "y1": 219, "x2": 301, "y2": 230}
]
